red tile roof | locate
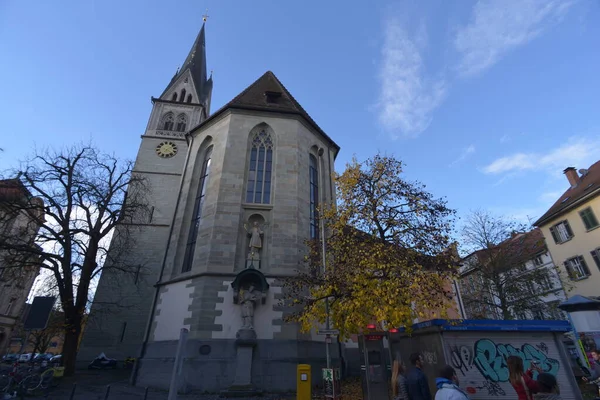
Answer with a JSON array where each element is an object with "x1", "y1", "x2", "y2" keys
[
  {"x1": 0, "y1": 179, "x2": 32, "y2": 203},
  {"x1": 534, "y1": 160, "x2": 600, "y2": 226},
  {"x1": 462, "y1": 228, "x2": 547, "y2": 271}
]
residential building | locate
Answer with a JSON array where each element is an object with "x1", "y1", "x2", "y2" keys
[
  {"x1": 0, "y1": 179, "x2": 44, "y2": 354},
  {"x1": 456, "y1": 228, "x2": 567, "y2": 320},
  {"x1": 8, "y1": 304, "x2": 64, "y2": 355},
  {"x1": 534, "y1": 163, "x2": 600, "y2": 331}
]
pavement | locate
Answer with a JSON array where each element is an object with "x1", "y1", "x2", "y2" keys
[{"x1": 2, "y1": 368, "x2": 295, "y2": 400}]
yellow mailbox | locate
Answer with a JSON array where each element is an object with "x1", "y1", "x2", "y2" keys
[{"x1": 297, "y1": 364, "x2": 311, "y2": 400}]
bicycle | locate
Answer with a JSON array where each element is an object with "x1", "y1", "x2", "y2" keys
[{"x1": 0, "y1": 361, "x2": 42, "y2": 396}]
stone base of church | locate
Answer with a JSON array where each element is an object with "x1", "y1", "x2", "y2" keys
[{"x1": 135, "y1": 338, "x2": 340, "y2": 393}]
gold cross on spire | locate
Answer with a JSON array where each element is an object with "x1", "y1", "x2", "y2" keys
[{"x1": 202, "y1": 9, "x2": 209, "y2": 22}]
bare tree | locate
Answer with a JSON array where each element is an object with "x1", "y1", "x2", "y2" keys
[
  {"x1": 459, "y1": 210, "x2": 567, "y2": 320},
  {"x1": 0, "y1": 144, "x2": 149, "y2": 375}
]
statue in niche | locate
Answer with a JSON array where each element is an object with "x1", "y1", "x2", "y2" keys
[
  {"x1": 244, "y1": 221, "x2": 265, "y2": 260},
  {"x1": 240, "y1": 285, "x2": 259, "y2": 330}
]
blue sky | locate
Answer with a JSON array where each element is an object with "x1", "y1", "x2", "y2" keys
[{"x1": 1, "y1": 0, "x2": 599, "y2": 229}]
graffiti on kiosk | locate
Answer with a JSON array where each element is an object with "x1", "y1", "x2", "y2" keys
[
  {"x1": 422, "y1": 351, "x2": 438, "y2": 365},
  {"x1": 473, "y1": 339, "x2": 560, "y2": 383},
  {"x1": 450, "y1": 345, "x2": 474, "y2": 376},
  {"x1": 476, "y1": 381, "x2": 506, "y2": 396}
]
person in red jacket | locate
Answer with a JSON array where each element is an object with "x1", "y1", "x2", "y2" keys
[{"x1": 507, "y1": 356, "x2": 542, "y2": 400}]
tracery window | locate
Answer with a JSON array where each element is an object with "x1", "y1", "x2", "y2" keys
[
  {"x1": 309, "y1": 154, "x2": 319, "y2": 239},
  {"x1": 180, "y1": 89, "x2": 186, "y2": 103},
  {"x1": 245, "y1": 129, "x2": 273, "y2": 204},
  {"x1": 161, "y1": 112, "x2": 175, "y2": 131},
  {"x1": 182, "y1": 146, "x2": 213, "y2": 273},
  {"x1": 176, "y1": 114, "x2": 187, "y2": 132}
]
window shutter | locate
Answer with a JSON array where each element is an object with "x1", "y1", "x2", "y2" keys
[
  {"x1": 564, "y1": 220, "x2": 574, "y2": 238},
  {"x1": 591, "y1": 250, "x2": 600, "y2": 270},
  {"x1": 550, "y1": 226, "x2": 560, "y2": 244},
  {"x1": 564, "y1": 261, "x2": 574, "y2": 280},
  {"x1": 578, "y1": 256, "x2": 590, "y2": 276}
]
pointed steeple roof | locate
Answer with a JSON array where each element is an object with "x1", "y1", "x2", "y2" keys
[
  {"x1": 160, "y1": 23, "x2": 212, "y2": 106},
  {"x1": 190, "y1": 71, "x2": 339, "y2": 154}
]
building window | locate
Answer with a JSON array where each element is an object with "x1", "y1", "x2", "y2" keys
[
  {"x1": 539, "y1": 274, "x2": 553, "y2": 291},
  {"x1": 590, "y1": 248, "x2": 600, "y2": 270},
  {"x1": 182, "y1": 147, "x2": 213, "y2": 273},
  {"x1": 564, "y1": 256, "x2": 590, "y2": 280},
  {"x1": 161, "y1": 112, "x2": 175, "y2": 131},
  {"x1": 549, "y1": 220, "x2": 573, "y2": 244},
  {"x1": 245, "y1": 129, "x2": 273, "y2": 204},
  {"x1": 579, "y1": 207, "x2": 599, "y2": 231},
  {"x1": 171, "y1": 93, "x2": 178, "y2": 101},
  {"x1": 533, "y1": 255, "x2": 544, "y2": 266},
  {"x1": 309, "y1": 154, "x2": 319, "y2": 239},
  {"x1": 180, "y1": 89, "x2": 186, "y2": 103},
  {"x1": 176, "y1": 114, "x2": 187, "y2": 132},
  {"x1": 187, "y1": 94, "x2": 192, "y2": 103}
]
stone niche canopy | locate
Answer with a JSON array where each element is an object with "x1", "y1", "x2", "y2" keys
[{"x1": 231, "y1": 268, "x2": 270, "y2": 305}]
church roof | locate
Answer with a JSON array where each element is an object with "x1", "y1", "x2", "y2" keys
[
  {"x1": 190, "y1": 71, "x2": 340, "y2": 155},
  {"x1": 160, "y1": 23, "x2": 212, "y2": 106}
]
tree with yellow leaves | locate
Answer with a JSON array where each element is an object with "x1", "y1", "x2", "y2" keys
[{"x1": 282, "y1": 153, "x2": 458, "y2": 338}]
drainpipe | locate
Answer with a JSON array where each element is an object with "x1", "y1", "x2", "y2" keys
[{"x1": 131, "y1": 132, "x2": 195, "y2": 385}]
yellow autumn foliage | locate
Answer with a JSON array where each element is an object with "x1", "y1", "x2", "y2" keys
[{"x1": 282, "y1": 153, "x2": 459, "y2": 338}]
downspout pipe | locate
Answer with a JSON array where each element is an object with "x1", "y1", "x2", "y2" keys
[{"x1": 131, "y1": 132, "x2": 195, "y2": 385}]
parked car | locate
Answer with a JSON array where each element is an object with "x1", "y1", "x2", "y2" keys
[
  {"x1": 19, "y1": 353, "x2": 33, "y2": 362},
  {"x1": 2, "y1": 354, "x2": 18, "y2": 364},
  {"x1": 33, "y1": 353, "x2": 53, "y2": 363}
]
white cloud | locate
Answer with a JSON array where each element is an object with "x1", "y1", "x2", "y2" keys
[
  {"x1": 483, "y1": 137, "x2": 600, "y2": 175},
  {"x1": 377, "y1": 18, "x2": 446, "y2": 138},
  {"x1": 454, "y1": 0, "x2": 576, "y2": 77},
  {"x1": 500, "y1": 134, "x2": 511, "y2": 143},
  {"x1": 450, "y1": 144, "x2": 476, "y2": 166}
]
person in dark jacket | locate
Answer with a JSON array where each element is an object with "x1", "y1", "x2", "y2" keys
[
  {"x1": 406, "y1": 353, "x2": 432, "y2": 400},
  {"x1": 583, "y1": 349, "x2": 600, "y2": 382}
]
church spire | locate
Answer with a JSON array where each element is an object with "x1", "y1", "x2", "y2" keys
[{"x1": 160, "y1": 22, "x2": 213, "y2": 114}]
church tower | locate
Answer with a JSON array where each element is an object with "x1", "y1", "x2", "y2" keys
[
  {"x1": 79, "y1": 24, "x2": 213, "y2": 361},
  {"x1": 81, "y1": 23, "x2": 342, "y2": 393}
]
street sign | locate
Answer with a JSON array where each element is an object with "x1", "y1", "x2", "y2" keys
[{"x1": 317, "y1": 329, "x2": 339, "y2": 336}]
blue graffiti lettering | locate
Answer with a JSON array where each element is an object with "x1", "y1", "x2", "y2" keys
[{"x1": 473, "y1": 339, "x2": 560, "y2": 383}]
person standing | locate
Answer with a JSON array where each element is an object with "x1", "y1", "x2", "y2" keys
[
  {"x1": 582, "y1": 349, "x2": 600, "y2": 382},
  {"x1": 392, "y1": 359, "x2": 409, "y2": 400},
  {"x1": 434, "y1": 365, "x2": 470, "y2": 400},
  {"x1": 533, "y1": 373, "x2": 562, "y2": 400},
  {"x1": 406, "y1": 353, "x2": 432, "y2": 400},
  {"x1": 507, "y1": 356, "x2": 541, "y2": 400}
]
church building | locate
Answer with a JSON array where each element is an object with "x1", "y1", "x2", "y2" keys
[{"x1": 79, "y1": 23, "x2": 341, "y2": 392}]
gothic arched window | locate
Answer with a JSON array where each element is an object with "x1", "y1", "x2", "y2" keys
[
  {"x1": 309, "y1": 154, "x2": 319, "y2": 239},
  {"x1": 182, "y1": 146, "x2": 213, "y2": 273},
  {"x1": 187, "y1": 94, "x2": 193, "y2": 103},
  {"x1": 176, "y1": 114, "x2": 187, "y2": 132},
  {"x1": 171, "y1": 93, "x2": 178, "y2": 101},
  {"x1": 161, "y1": 112, "x2": 174, "y2": 131},
  {"x1": 245, "y1": 129, "x2": 273, "y2": 204},
  {"x1": 180, "y1": 89, "x2": 186, "y2": 103}
]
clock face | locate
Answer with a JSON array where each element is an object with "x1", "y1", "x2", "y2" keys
[{"x1": 155, "y1": 141, "x2": 178, "y2": 158}]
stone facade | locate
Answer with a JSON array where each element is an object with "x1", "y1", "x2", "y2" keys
[
  {"x1": 80, "y1": 24, "x2": 341, "y2": 392},
  {"x1": 0, "y1": 179, "x2": 43, "y2": 354}
]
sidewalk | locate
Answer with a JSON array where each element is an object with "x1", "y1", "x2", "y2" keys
[{"x1": 39, "y1": 369, "x2": 294, "y2": 400}]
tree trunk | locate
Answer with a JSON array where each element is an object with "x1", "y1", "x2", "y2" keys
[{"x1": 62, "y1": 317, "x2": 82, "y2": 376}]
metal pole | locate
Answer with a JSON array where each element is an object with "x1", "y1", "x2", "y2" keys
[
  {"x1": 168, "y1": 328, "x2": 189, "y2": 400},
  {"x1": 104, "y1": 385, "x2": 111, "y2": 400},
  {"x1": 318, "y1": 148, "x2": 331, "y2": 370},
  {"x1": 143, "y1": 387, "x2": 149, "y2": 400}
]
